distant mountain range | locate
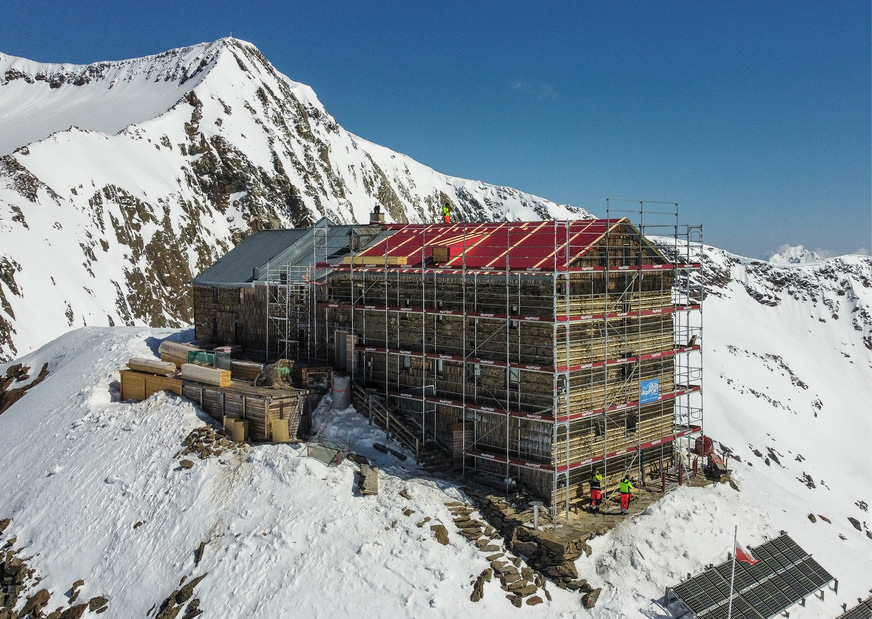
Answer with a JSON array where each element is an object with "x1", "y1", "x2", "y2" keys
[
  {"x1": 768, "y1": 245, "x2": 824, "y2": 265},
  {"x1": 0, "y1": 38, "x2": 586, "y2": 361}
]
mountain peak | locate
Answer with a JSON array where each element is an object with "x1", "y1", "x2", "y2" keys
[
  {"x1": 0, "y1": 39, "x2": 250, "y2": 155},
  {"x1": 769, "y1": 244, "x2": 824, "y2": 265}
]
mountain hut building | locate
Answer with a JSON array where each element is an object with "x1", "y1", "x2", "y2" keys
[{"x1": 192, "y1": 211, "x2": 703, "y2": 513}]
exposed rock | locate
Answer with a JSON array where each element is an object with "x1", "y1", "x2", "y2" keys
[
  {"x1": 469, "y1": 569, "x2": 491, "y2": 602},
  {"x1": 175, "y1": 574, "x2": 207, "y2": 605},
  {"x1": 582, "y1": 587, "x2": 602, "y2": 608},
  {"x1": 60, "y1": 604, "x2": 88, "y2": 619},
  {"x1": 156, "y1": 604, "x2": 183, "y2": 619},
  {"x1": 88, "y1": 595, "x2": 109, "y2": 612},
  {"x1": 21, "y1": 588, "x2": 51, "y2": 616},
  {"x1": 430, "y1": 524, "x2": 449, "y2": 545},
  {"x1": 512, "y1": 540, "x2": 538, "y2": 557},
  {"x1": 194, "y1": 541, "x2": 208, "y2": 567},
  {"x1": 59, "y1": 604, "x2": 88, "y2": 619},
  {"x1": 69, "y1": 578, "x2": 85, "y2": 602},
  {"x1": 511, "y1": 584, "x2": 538, "y2": 597}
]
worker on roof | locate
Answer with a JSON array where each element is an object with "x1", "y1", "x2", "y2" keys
[
  {"x1": 619, "y1": 475, "x2": 634, "y2": 514},
  {"x1": 589, "y1": 469, "x2": 603, "y2": 512},
  {"x1": 442, "y1": 202, "x2": 451, "y2": 223}
]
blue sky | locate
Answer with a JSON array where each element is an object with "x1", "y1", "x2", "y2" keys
[{"x1": 2, "y1": 1, "x2": 869, "y2": 258}]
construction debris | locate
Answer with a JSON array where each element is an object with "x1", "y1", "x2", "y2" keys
[{"x1": 358, "y1": 464, "x2": 379, "y2": 496}]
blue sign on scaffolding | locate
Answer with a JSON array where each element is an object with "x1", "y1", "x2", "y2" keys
[{"x1": 640, "y1": 379, "x2": 660, "y2": 404}]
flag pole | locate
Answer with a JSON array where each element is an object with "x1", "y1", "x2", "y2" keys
[{"x1": 727, "y1": 524, "x2": 737, "y2": 619}]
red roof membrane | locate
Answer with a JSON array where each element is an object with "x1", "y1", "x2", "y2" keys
[{"x1": 361, "y1": 219, "x2": 625, "y2": 269}]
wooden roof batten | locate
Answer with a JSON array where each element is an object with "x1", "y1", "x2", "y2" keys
[{"x1": 339, "y1": 218, "x2": 677, "y2": 273}]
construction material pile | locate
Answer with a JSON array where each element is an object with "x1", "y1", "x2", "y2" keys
[{"x1": 254, "y1": 359, "x2": 294, "y2": 389}]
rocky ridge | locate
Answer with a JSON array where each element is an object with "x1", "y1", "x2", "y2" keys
[{"x1": 0, "y1": 38, "x2": 588, "y2": 362}]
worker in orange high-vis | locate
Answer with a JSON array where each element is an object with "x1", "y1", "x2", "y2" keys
[
  {"x1": 442, "y1": 203, "x2": 451, "y2": 223},
  {"x1": 619, "y1": 475, "x2": 634, "y2": 514}
]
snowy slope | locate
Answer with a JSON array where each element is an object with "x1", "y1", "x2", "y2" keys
[
  {"x1": 0, "y1": 245, "x2": 870, "y2": 617},
  {"x1": 0, "y1": 38, "x2": 589, "y2": 362}
]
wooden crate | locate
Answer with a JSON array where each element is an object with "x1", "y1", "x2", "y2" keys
[
  {"x1": 120, "y1": 370, "x2": 182, "y2": 401},
  {"x1": 230, "y1": 360, "x2": 264, "y2": 381},
  {"x1": 181, "y1": 381, "x2": 316, "y2": 442},
  {"x1": 301, "y1": 366, "x2": 332, "y2": 388}
]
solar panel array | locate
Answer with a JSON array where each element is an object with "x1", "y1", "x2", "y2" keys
[
  {"x1": 839, "y1": 597, "x2": 872, "y2": 619},
  {"x1": 667, "y1": 534, "x2": 834, "y2": 619}
]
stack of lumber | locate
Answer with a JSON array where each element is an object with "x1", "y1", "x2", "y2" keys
[
  {"x1": 180, "y1": 363, "x2": 231, "y2": 387},
  {"x1": 126, "y1": 357, "x2": 177, "y2": 377},
  {"x1": 358, "y1": 464, "x2": 379, "y2": 495},
  {"x1": 119, "y1": 370, "x2": 182, "y2": 401},
  {"x1": 159, "y1": 341, "x2": 203, "y2": 367},
  {"x1": 230, "y1": 360, "x2": 264, "y2": 381}
]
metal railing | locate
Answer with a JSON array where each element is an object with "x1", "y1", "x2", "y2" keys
[{"x1": 351, "y1": 383, "x2": 421, "y2": 462}]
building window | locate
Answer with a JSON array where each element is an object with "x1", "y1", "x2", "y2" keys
[
  {"x1": 211, "y1": 317, "x2": 218, "y2": 338},
  {"x1": 401, "y1": 354, "x2": 411, "y2": 373},
  {"x1": 509, "y1": 305, "x2": 519, "y2": 330},
  {"x1": 626, "y1": 413, "x2": 638, "y2": 433},
  {"x1": 239, "y1": 288, "x2": 244, "y2": 304},
  {"x1": 436, "y1": 358, "x2": 445, "y2": 377},
  {"x1": 213, "y1": 288, "x2": 219, "y2": 303},
  {"x1": 466, "y1": 363, "x2": 480, "y2": 383},
  {"x1": 594, "y1": 417, "x2": 604, "y2": 439},
  {"x1": 508, "y1": 367, "x2": 520, "y2": 390}
]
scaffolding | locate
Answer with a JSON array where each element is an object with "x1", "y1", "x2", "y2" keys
[
  {"x1": 317, "y1": 204, "x2": 702, "y2": 516},
  {"x1": 265, "y1": 226, "x2": 328, "y2": 363}
]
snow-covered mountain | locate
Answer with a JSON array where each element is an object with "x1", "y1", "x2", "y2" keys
[
  {"x1": 0, "y1": 38, "x2": 870, "y2": 616},
  {"x1": 769, "y1": 244, "x2": 825, "y2": 265},
  {"x1": 0, "y1": 243, "x2": 869, "y2": 617},
  {"x1": 0, "y1": 38, "x2": 588, "y2": 362}
]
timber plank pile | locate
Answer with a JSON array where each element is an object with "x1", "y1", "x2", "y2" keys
[{"x1": 121, "y1": 344, "x2": 324, "y2": 443}]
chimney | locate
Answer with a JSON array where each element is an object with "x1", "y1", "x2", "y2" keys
[{"x1": 370, "y1": 203, "x2": 385, "y2": 224}]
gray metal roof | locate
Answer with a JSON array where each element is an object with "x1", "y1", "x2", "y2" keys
[{"x1": 193, "y1": 220, "x2": 384, "y2": 286}]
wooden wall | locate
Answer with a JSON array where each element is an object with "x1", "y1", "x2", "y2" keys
[{"x1": 192, "y1": 285, "x2": 268, "y2": 357}]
